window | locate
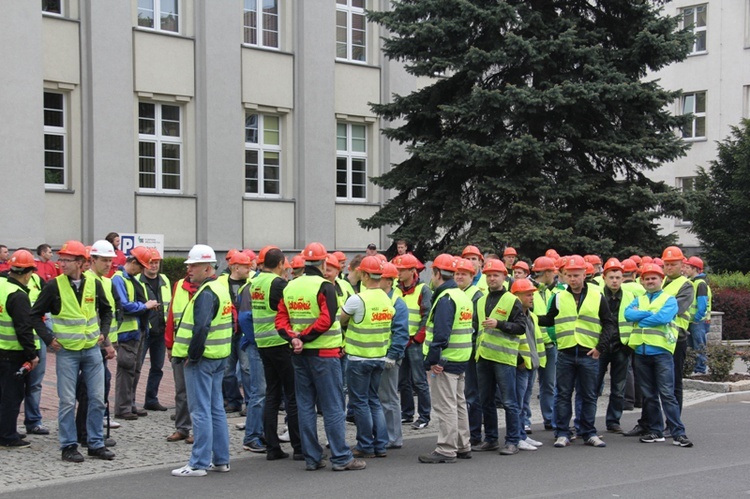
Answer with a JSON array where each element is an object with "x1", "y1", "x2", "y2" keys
[
  {"x1": 681, "y1": 92, "x2": 706, "y2": 139},
  {"x1": 677, "y1": 176, "x2": 704, "y2": 224},
  {"x1": 138, "y1": 102, "x2": 182, "y2": 192},
  {"x1": 243, "y1": 0, "x2": 279, "y2": 48},
  {"x1": 682, "y1": 5, "x2": 707, "y2": 54},
  {"x1": 137, "y1": 0, "x2": 179, "y2": 33},
  {"x1": 43, "y1": 92, "x2": 66, "y2": 188},
  {"x1": 336, "y1": 123, "x2": 367, "y2": 201},
  {"x1": 42, "y1": 0, "x2": 62, "y2": 14},
  {"x1": 336, "y1": 0, "x2": 366, "y2": 62},
  {"x1": 245, "y1": 113, "x2": 281, "y2": 196}
]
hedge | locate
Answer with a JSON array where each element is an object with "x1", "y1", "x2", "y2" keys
[
  {"x1": 710, "y1": 272, "x2": 750, "y2": 340},
  {"x1": 161, "y1": 256, "x2": 187, "y2": 285}
]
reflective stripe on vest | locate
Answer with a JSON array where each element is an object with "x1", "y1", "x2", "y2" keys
[
  {"x1": 629, "y1": 292, "x2": 678, "y2": 354},
  {"x1": 113, "y1": 270, "x2": 146, "y2": 337},
  {"x1": 345, "y1": 288, "x2": 394, "y2": 358},
  {"x1": 519, "y1": 311, "x2": 547, "y2": 369},
  {"x1": 616, "y1": 288, "x2": 635, "y2": 345},
  {"x1": 249, "y1": 272, "x2": 286, "y2": 349},
  {"x1": 0, "y1": 279, "x2": 24, "y2": 351},
  {"x1": 689, "y1": 276, "x2": 712, "y2": 322},
  {"x1": 662, "y1": 276, "x2": 691, "y2": 331},
  {"x1": 555, "y1": 289, "x2": 603, "y2": 350},
  {"x1": 282, "y1": 275, "x2": 342, "y2": 350},
  {"x1": 423, "y1": 288, "x2": 473, "y2": 362},
  {"x1": 171, "y1": 279, "x2": 191, "y2": 326},
  {"x1": 172, "y1": 278, "x2": 233, "y2": 359},
  {"x1": 394, "y1": 282, "x2": 425, "y2": 337},
  {"x1": 52, "y1": 275, "x2": 100, "y2": 350},
  {"x1": 476, "y1": 290, "x2": 521, "y2": 366}
]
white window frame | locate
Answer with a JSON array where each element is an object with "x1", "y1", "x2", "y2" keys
[
  {"x1": 42, "y1": 0, "x2": 63, "y2": 16},
  {"x1": 138, "y1": 102, "x2": 182, "y2": 193},
  {"x1": 681, "y1": 91, "x2": 706, "y2": 140},
  {"x1": 336, "y1": 122, "x2": 368, "y2": 202},
  {"x1": 244, "y1": 113, "x2": 282, "y2": 198},
  {"x1": 336, "y1": 0, "x2": 367, "y2": 63},
  {"x1": 43, "y1": 92, "x2": 67, "y2": 189},
  {"x1": 243, "y1": 0, "x2": 280, "y2": 49},
  {"x1": 681, "y1": 4, "x2": 707, "y2": 55},
  {"x1": 137, "y1": 0, "x2": 180, "y2": 34}
]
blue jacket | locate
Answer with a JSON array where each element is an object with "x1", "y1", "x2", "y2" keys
[
  {"x1": 111, "y1": 266, "x2": 149, "y2": 342},
  {"x1": 236, "y1": 284, "x2": 256, "y2": 351},
  {"x1": 386, "y1": 289, "x2": 409, "y2": 361}
]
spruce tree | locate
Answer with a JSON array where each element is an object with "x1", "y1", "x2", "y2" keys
[{"x1": 363, "y1": 0, "x2": 693, "y2": 259}]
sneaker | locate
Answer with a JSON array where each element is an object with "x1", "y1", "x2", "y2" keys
[
  {"x1": 62, "y1": 445, "x2": 85, "y2": 463},
  {"x1": 172, "y1": 465, "x2": 207, "y2": 477},
  {"x1": 208, "y1": 463, "x2": 230, "y2": 472},
  {"x1": 607, "y1": 425, "x2": 623, "y2": 434},
  {"x1": 305, "y1": 459, "x2": 327, "y2": 471},
  {"x1": 235, "y1": 423, "x2": 246, "y2": 431},
  {"x1": 569, "y1": 427, "x2": 577, "y2": 441},
  {"x1": 472, "y1": 440, "x2": 499, "y2": 451},
  {"x1": 411, "y1": 419, "x2": 429, "y2": 430},
  {"x1": 1, "y1": 439, "x2": 30, "y2": 448},
  {"x1": 243, "y1": 440, "x2": 266, "y2": 453},
  {"x1": 278, "y1": 429, "x2": 290, "y2": 442},
  {"x1": 456, "y1": 451, "x2": 472, "y2": 459},
  {"x1": 418, "y1": 451, "x2": 456, "y2": 464},
  {"x1": 332, "y1": 458, "x2": 367, "y2": 471},
  {"x1": 554, "y1": 437, "x2": 570, "y2": 448},
  {"x1": 518, "y1": 440, "x2": 537, "y2": 451},
  {"x1": 104, "y1": 419, "x2": 121, "y2": 429},
  {"x1": 640, "y1": 433, "x2": 665, "y2": 443},
  {"x1": 663, "y1": 428, "x2": 672, "y2": 438},
  {"x1": 524, "y1": 425, "x2": 533, "y2": 434},
  {"x1": 623, "y1": 424, "x2": 648, "y2": 437},
  {"x1": 525, "y1": 437, "x2": 543, "y2": 447},
  {"x1": 401, "y1": 416, "x2": 413, "y2": 424},
  {"x1": 88, "y1": 446, "x2": 115, "y2": 460},
  {"x1": 499, "y1": 444, "x2": 519, "y2": 455},
  {"x1": 266, "y1": 449, "x2": 290, "y2": 461},
  {"x1": 27, "y1": 425, "x2": 50, "y2": 435},
  {"x1": 585, "y1": 436, "x2": 606, "y2": 448},
  {"x1": 672, "y1": 435, "x2": 694, "y2": 448}
]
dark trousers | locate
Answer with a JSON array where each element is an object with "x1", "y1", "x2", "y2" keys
[
  {"x1": 672, "y1": 340, "x2": 687, "y2": 412},
  {"x1": 0, "y1": 358, "x2": 25, "y2": 444},
  {"x1": 140, "y1": 331, "x2": 166, "y2": 406},
  {"x1": 259, "y1": 345, "x2": 301, "y2": 454},
  {"x1": 596, "y1": 347, "x2": 630, "y2": 428}
]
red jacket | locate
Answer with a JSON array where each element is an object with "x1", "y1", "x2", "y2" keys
[{"x1": 35, "y1": 259, "x2": 60, "y2": 282}]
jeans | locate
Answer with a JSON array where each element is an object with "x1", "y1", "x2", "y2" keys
[
  {"x1": 476, "y1": 358, "x2": 520, "y2": 445},
  {"x1": 259, "y1": 345, "x2": 301, "y2": 454},
  {"x1": 377, "y1": 359, "x2": 402, "y2": 447},
  {"x1": 347, "y1": 359, "x2": 387, "y2": 454},
  {"x1": 596, "y1": 347, "x2": 630, "y2": 428},
  {"x1": 76, "y1": 350, "x2": 112, "y2": 442},
  {"x1": 672, "y1": 340, "x2": 687, "y2": 412},
  {"x1": 0, "y1": 357, "x2": 26, "y2": 444},
  {"x1": 292, "y1": 355, "x2": 353, "y2": 467},
  {"x1": 521, "y1": 368, "x2": 536, "y2": 428},
  {"x1": 516, "y1": 368, "x2": 531, "y2": 440},
  {"x1": 222, "y1": 334, "x2": 245, "y2": 409},
  {"x1": 398, "y1": 342, "x2": 431, "y2": 422},
  {"x1": 687, "y1": 322, "x2": 709, "y2": 374},
  {"x1": 23, "y1": 345, "x2": 45, "y2": 429},
  {"x1": 634, "y1": 353, "x2": 686, "y2": 438},
  {"x1": 537, "y1": 344, "x2": 557, "y2": 427},
  {"x1": 56, "y1": 346, "x2": 105, "y2": 449},
  {"x1": 171, "y1": 357, "x2": 191, "y2": 436},
  {"x1": 140, "y1": 331, "x2": 166, "y2": 406},
  {"x1": 185, "y1": 357, "x2": 230, "y2": 469},
  {"x1": 241, "y1": 344, "x2": 266, "y2": 445},
  {"x1": 554, "y1": 348, "x2": 599, "y2": 440}
]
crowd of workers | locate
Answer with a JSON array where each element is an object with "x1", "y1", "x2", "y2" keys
[{"x1": 0, "y1": 236, "x2": 711, "y2": 475}]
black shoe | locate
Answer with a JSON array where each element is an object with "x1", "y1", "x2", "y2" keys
[
  {"x1": 346, "y1": 414, "x2": 356, "y2": 424},
  {"x1": 1, "y1": 439, "x2": 30, "y2": 448},
  {"x1": 293, "y1": 452, "x2": 305, "y2": 461},
  {"x1": 472, "y1": 441, "x2": 499, "y2": 452},
  {"x1": 418, "y1": 451, "x2": 456, "y2": 464},
  {"x1": 266, "y1": 449, "x2": 290, "y2": 461},
  {"x1": 456, "y1": 451, "x2": 472, "y2": 459},
  {"x1": 170, "y1": 413, "x2": 176, "y2": 421},
  {"x1": 62, "y1": 445, "x2": 85, "y2": 463},
  {"x1": 607, "y1": 425, "x2": 623, "y2": 434},
  {"x1": 225, "y1": 405, "x2": 242, "y2": 413},
  {"x1": 143, "y1": 402, "x2": 168, "y2": 411},
  {"x1": 305, "y1": 458, "x2": 327, "y2": 471},
  {"x1": 544, "y1": 423, "x2": 555, "y2": 431},
  {"x1": 673, "y1": 435, "x2": 693, "y2": 447},
  {"x1": 640, "y1": 433, "x2": 665, "y2": 443},
  {"x1": 623, "y1": 405, "x2": 635, "y2": 411},
  {"x1": 386, "y1": 444, "x2": 402, "y2": 449},
  {"x1": 240, "y1": 407, "x2": 247, "y2": 417},
  {"x1": 663, "y1": 428, "x2": 672, "y2": 438},
  {"x1": 79, "y1": 437, "x2": 116, "y2": 448},
  {"x1": 401, "y1": 416, "x2": 413, "y2": 424},
  {"x1": 623, "y1": 424, "x2": 648, "y2": 437},
  {"x1": 88, "y1": 446, "x2": 115, "y2": 460},
  {"x1": 27, "y1": 425, "x2": 50, "y2": 435}
]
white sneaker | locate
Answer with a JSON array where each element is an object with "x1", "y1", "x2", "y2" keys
[
  {"x1": 171, "y1": 465, "x2": 207, "y2": 477},
  {"x1": 235, "y1": 422, "x2": 246, "y2": 431},
  {"x1": 518, "y1": 439, "x2": 537, "y2": 451},
  {"x1": 104, "y1": 419, "x2": 121, "y2": 429},
  {"x1": 278, "y1": 429, "x2": 290, "y2": 442},
  {"x1": 554, "y1": 436, "x2": 570, "y2": 448},
  {"x1": 525, "y1": 437, "x2": 543, "y2": 447},
  {"x1": 585, "y1": 435, "x2": 607, "y2": 448},
  {"x1": 208, "y1": 463, "x2": 230, "y2": 473}
]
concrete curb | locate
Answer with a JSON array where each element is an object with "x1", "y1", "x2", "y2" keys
[{"x1": 684, "y1": 389, "x2": 750, "y2": 406}]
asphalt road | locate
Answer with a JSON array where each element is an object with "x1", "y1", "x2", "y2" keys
[{"x1": 8, "y1": 400, "x2": 750, "y2": 499}]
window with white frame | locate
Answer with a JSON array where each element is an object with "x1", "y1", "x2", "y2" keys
[
  {"x1": 44, "y1": 92, "x2": 66, "y2": 188},
  {"x1": 681, "y1": 91, "x2": 706, "y2": 139},
  {"x1": 336, "y1": 123, "x2": 367, "y2": 201},
  {"x1": 42, "y1": 0, "x2": 62, "y2": 15},
  {"x1": 682, "y1": 4, "x2": 707, "y2": 54},
  {"x1": 336, "y1": 0, "x2": 366, "y2": 62},
  {"x1": 138, "y1": 0, "x2": 179, "y2": 33},
  {"x1": 245, "y1": 113, "x2": 281, "y2": 196},
  {"x1": 138, "y1": 102, "x2": 182, "y2": 192},
  {"x1": 243, "y1": 0, "x2": 279, "y2": 49}
]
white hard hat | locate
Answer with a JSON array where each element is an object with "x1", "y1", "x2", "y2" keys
[
  {"x1": 185, "y1": 244, "x2": 217, "y2": 264},
  {"x1": 89, "y1": 240, "x2": 117, "y2": 257}
]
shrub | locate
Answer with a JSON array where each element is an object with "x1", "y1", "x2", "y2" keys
[
  {"x1": 712, "y1": 287, "x2": 750, "y2": 340},
  {"x1": 161, "y1": 256, "x2": 187, "y2": 285},
  {"x1": 683, "y1": 347, "x2": 698, "y2": 378},
  {"x1": 707, "y1": 343, "x2": 736, "y2": 382},
  {"x1": 709, "y1": 272, "x2": 750, "y2": 291}
]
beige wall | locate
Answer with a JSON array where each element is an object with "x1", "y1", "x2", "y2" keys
[
  {"x1": 242, "y1": 49, "x2": 294, "y2": 109},
  {"x1": 133, "y1": 31, "x2": 195, "y2": 98},
  {"x1": 243, "y1": 200, "x2": 295, "y2": 249},
  {"x1": 335, "y1": 203, "x2": 380, "y2": 250},
  {"x1": 42, "y1": 17, "x2": 80, "y2": 85},
  {"x1": 335, "y1": 63, "x2": 380, "y2": 117},
  {"x1": 135, "y1": 195, "x2": 197, "y2": 250}
]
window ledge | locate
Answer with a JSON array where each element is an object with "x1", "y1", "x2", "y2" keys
[
  {"x1": 136, "y1": 191, "x2": 196, "y2": 199},
  {"x1": 243, "y1": 196, "x2": 294, "y2": 203},
  {"x1": 686, "y1": 51, "x2": 708, "y2": 58},
  {"x1": 335, "y1": 59, "x2": 381, "y2": 70},
  {"x1": 45, "y1": 187, "x2": 75, "y2": 194},
  {"x1": 335, "y1": 200, "x2": 381, "y2": 207},
  {"x1": 42, "y1": 13, "x2": 78, "y2": 23},
  {"x1": 682, "y1": 137, "x2": 708, "y2": 143},
  {"x1": 241, "y1": 44, "x2": 292, "y2": 56},
  {"x1": 133, "y1": 27, "x2": 194, "y2": 41}
]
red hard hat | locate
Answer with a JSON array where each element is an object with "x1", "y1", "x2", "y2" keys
[
  {"x1": 149, "y1": 248, "x2": 162, "y2": 261},
  {"x1": 359, "y1": 255, "x2": 384, "y2": 275},
  {"x1": 584, "y1": 254, "x2": 602, "y2": 265},
  {"x1": 585, "y1": 262, "x2": 595, "y2": 276},
  {"x1": 653, "y1": 257, "x2": 664, "y2": 267},
  {"x1": 375, "y1": 254, "x2": 388, "y2": 263},
  {"x1": 325, "y1": 253, "x2": 342, "y2": 271},
  {"x1": 291, "y1": 254, "x2": 305, "y2": 269},
  {"x1": 58, "y1": 240, "x2": 87, "y2": 258},
  {"x1": 381, "y1": 262, "x2": 399, "y2": 279},
  {"x1": 461, "y1": 245, "x2": 484, "y2": 261},
  {"x1": 257, "y1": 246, "x2": 280, "y2": 265},
  {"x1": 511, "y1": 278, "x2": 537, "y2": 295},
  {"x1": 432, "y1": 254, "x2": 458, "y2": 272},
  {"x1": 455, "y1": 258, "x2": 477, "y2": 275},
  {"x1": 532, "y1": 256, "x2": 556, "y2": 272},
  {"x1": 621, "y1": 258, "x2": 638, "y2": 273},
  {"x1": 641, "y1": 256, "x2": 653, "y2": 265},
  {"x1": 482, "y1": 258, "x2": 507, "y2": 274},
  {"x1": 229, "y1": 252, "x2": 252, "y2": 266},
  {"x1": 545, "y1": 249, "x2": 560, "y2": 260},
  {"x1": 130, "y1": 246, "x2": 153, "y2": 267},
  {"x1": 393, "y1": 254, "x2": 419, "y2": 270},
  {"x1": 242, "y1": 249, "x2": 257, "y2": 261},
  {"x1": 503, "y1": 247, "x2": 517, "y2": 257},
  {"x1": 602, "y1": 258, "x2": 623, "y2": 275},
  {"x1": 640, "y1": 262, "x2": 664, "y2": 278},
  {"x1": 302, "y1": 242, "x2": 327, "y2": 261},
  {"x1": 629, "y1": 255, "x2": 642, "y2": 265},
  {"x1": 661, "y1": 246, "x2": 684, "y2": 262},
  {"x1": 564, "y1": 255, "x2": 586, "y2": 271},
  {"x1": 332, "y1": 251, "x2": 347, "y2": 263},
  {"x1": 512, "y1": 261, "x2": 530, "y2": 273},
  {"x1": 687, "y1": 256, "x2": 704, "y2": 271},
  {"x1": 226, "y1": 249, "x2": 239, "y2": 262},
  {"x1": 9, "y1": 250, "x2": 36, "y2": 269}
]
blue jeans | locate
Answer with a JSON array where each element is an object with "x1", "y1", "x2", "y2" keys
[
  {"x1": 24, "y1": 345, "x2": 45, "y2": 429},
  {"x1": 140, "y1": 331, "x2": 166, "y2": 406},
  {"x1": 464, "y1": 350, "x2": 490, "y2": 443},
  {"x1": 516, "y1": 368, "x2": 531, "y2": 439},
  {"x1": 687, "y1": 322, "x2": 709, "y2": 374},
  {"x1": 476, "y1": 358, "x2": 521, "y2": 445},
  {"x1": 634, "y1": 353, "x2": 685, "y2": 438},
  {"x1": 377, "y1": 359, "x2": 402, "y2": 447},
  {"x1": 398, "y1": 342, "x2": 431, "y2": 422},
  {"x1": 596, "y1": 347, "x2": 630, "y2": 428},
  {"x1": 222, "y1": 334, "x2": 245, "y2": 409},
  {"x1": 538, "y1": 344, "x2": 557, "y2": 427},
  {"x1": 56, "y1": 346, "x2": 105, "y2": 449},
  {"x1": 347, "y1": 359, "x2": 387, "y2": 454},
  {"x1": 292, "y1": 355, "x2": 353, "y2": 467},
  {"x1": 241, "y1": 344, "x2": 266, "y2": 445},
  {"x1": 185, "y1": 358, "x2": 230, "y2": 469},
  {"x1": 554, "y1": 348, "x2": 599, "y2": 440}
]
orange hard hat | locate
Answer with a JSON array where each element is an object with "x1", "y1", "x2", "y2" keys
[
  {"x1": 149, "y1": 247, "x2": 162, "y2": 261},
  {"x1": 661, "y1": 246, "x2": 684, "y2": 262},
  {"x1": 532, "y1": 256, "x2": 556, "y2": 272},
  {"x1": 545, "y1": 249, "x2": 560, "y2": 260},
  {"x1": 332, "y1": 251, "x2": 347, "y2": 263},
  {"x1": 602, "y1": 258, "x2": 623, "y2": 275},
  {"x1": 629, "y1": 255, "x2": 642, "y2": 265},
  {"x1": 130, "y1": 246, "x2": 153, "y2": 267},
  {"x1": 512, "y1": 261, "x2": 530, "y2": 273},
  {"x1": 564, "y1": 255, "x2": 586, "y2": 271},
  {"x1": 686, "y1": 256, "x2": 704, "y2": 271},
  {"x1": 257, "y1": 245, "x2": 280, "y2": 265},
  {"x1": 84, "y1": 246, "x2": 92, "y2": 259},
  {"x1": 302, "y1": 242, "x2": 327, "y2": 261},
  {"x1": 511, "y1": 278, "x2": 537, "y2": 294},
  {"x1": 359, "y1": 255, "x2": 384, "y2": 275},
  {"x1": 226, "y1": 249, "x2": 239, "y2": 262},
  {"x1": 641, "y1": 255, "x2": 653, "y2": 265},
  {"x1": 461, "y1": 245, "x2": 484, "y2": 261},
  {"x1": 503, "y1": 247, "x2": 517, "y2": 257},
  {"x1": 432, "y1": 254, "x2": 458, "y2": 272},
  {"x1": 291, "y1": 254, "x2": 305, "y2": 269},
  {"x1": 284, "y1": 257, "x2": 291, "y2": 270},
  {"x1": 242, "y1": 249, "x2": 257, "y2": 261},
  {"x1": 9, "y1": 249, "x2": 36, "y2": 269},
  {"x1": 375, "y1": 254, "x2": 388, "y2": 263},
  {"x1": 584, "y1": 254, "x2": 602, "y2": 265},
  {"x1": 381, "y1": 262, "x2": 399, "y2": 279},
  {"x1": 640, "y1": 262, "x2": 664, "y2": 278},
  {"x1": 653, "y1": 257, "x2": 664, "y2": 267},
  {"x1": 621, "y1": 258, "x2": 638, "y2": 273},
  {"x1": 455, "y1": 258, "x2": 477, "y2": 275},
  {"x1": 229, "y1": 252, "x2": 252, "y2": 266},
  {"x1": 58, "y1": 240, "x2": 87, "y2": 258},
  {"x1": 482, "y1": 258, "x2": 508, "y2": 274},
  {"x1": 325, "y1": 253, "x2": 342, "y2": 270},
  {"x1": 585, "y1": 262, "x2": 595, "y2": 276},
  {"x1": 393, "y1": 254, "x2": 419, "y2": 270}
]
